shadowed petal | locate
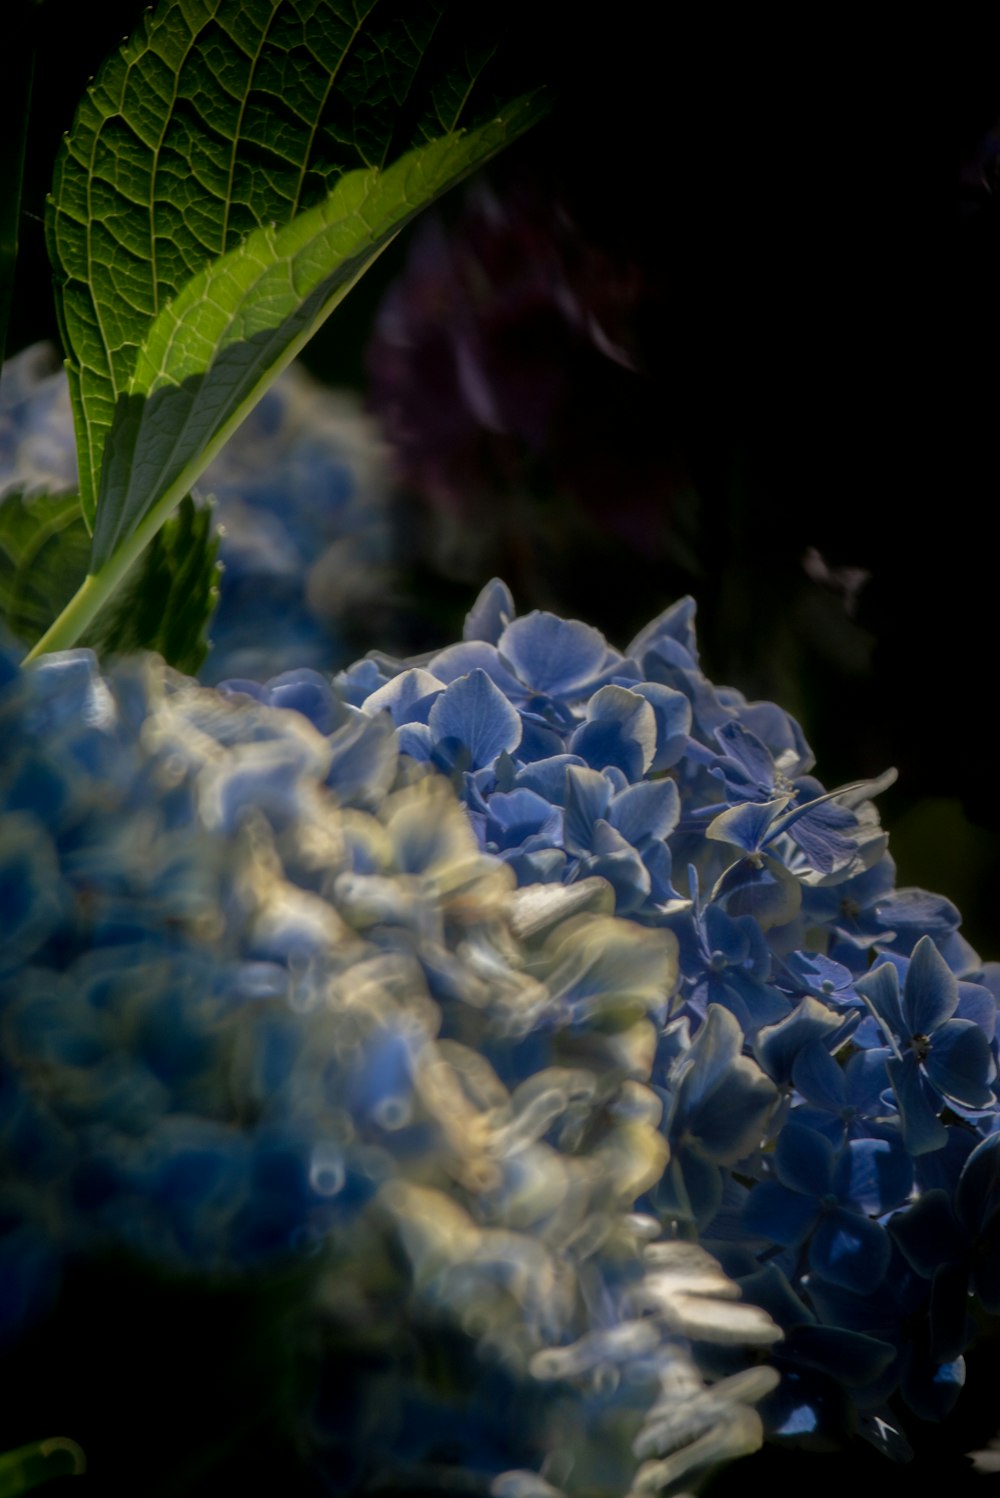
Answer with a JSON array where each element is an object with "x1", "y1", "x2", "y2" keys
[
  {"x1": 856, "y1": 961, "x2": 906, "y2": 1042},
  {"x1": 925, "y1": 1021, "x2": 996, "y2": 1108},
  {"x1": 833, "y1": 1136, "x2": 912, "y2": 1215},
  {"x1": 774, "y1": 1123, "x2": 835, "y2": 1196},
  {"x1": 811, "y1": 1208, "x2": 890, "y2": 1292},
  {"x1": 428, "y1": 669, "x2": 522, "y2": 771},
  {"x1": 463, "y1": 577, "x2": 515, "y2": 644},
  {"x1": 609, "y1": 778, "x2": 680, "y2": 845},
  {"x1": 743, "y1": 1181, "x2": 817, "y2": 1247},
  {"x1": 903, "y1": 936, "x2": 959, "y2": 1036},
  {"x1": 886, "y1": 1054, "x2": 947, "y2": 1155}
]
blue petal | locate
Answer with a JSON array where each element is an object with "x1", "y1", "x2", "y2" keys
[
  {"x1": 653, "y1": 1149, "x2": 723, "y2": 1230},
  {"x1": 743, "y1": 1180, "x2": 817, "y2": 1247},
  {"x1": 26, "y1": 649, "x2": 110, "y2": 732},
  {"x1": 759, "y1": 1000, "x2": 846, "y2": 1089},
  {"x1": 791, "y1": 1039, "x2": 848, "y2": 1111},
  {"x1": 711, "y1": 853, "x2": 802, "y2": 930},
  {"x1": 325, "y1": 711, "x2": 397, "y2": 808},
  {"x1": 608, "y1": 778, "x2": 680, "y2": 845},
  {"x1": 332, "y1": 656, "x2": 389, "y2": 707},
  {"x1": 901, "y1": 1351, "x2": 965, "y2": 1423},
  {"x1": 505, "y1": 847, "x2": 567, "y2": 885},
  {"x1": 787, "y1": 1106, "x2": 846, "y2": 1148},
  {"x1": 925, "y1": 1020, "x2": 996, "y2": 1108},
  {"x1": 874, "y1": 888, "x2": 961, "y2": 944},
  {"x1": 626, "y1": 595, "x2": 700, "y2": 668},
  {"x1": 498, "y1": 612, "x2": 608, "y2": 697},
  {"x1": 702, "y1": 902, "x2": 750, "y2": 964},
  {"x1": 349, "y1": 1027, "x2": 417, "y2": 1128},
  {"x1": 514, "y1": 754, "x2": 583, "y2": 805},
  {"x1": 855, "y1": 961, "x2": 906, "y2": 1042},
  {"x1": 568, "y1": 685, "x2": 657, "y2": 779},
  {"x1": 903, "y1": 935, "x2": 959, "y2": 1036},
  {"x1": 714, "y1": 969, "x2": 791, "y2": 1033},
  {"x1": 775, "y1": 1122, "x2": 835, "y2": 1195},
  {"x1": 585, "y1": 822, "x2": 652, "y2": 914},
  {"x1": 915, "y1": 1124, "x2": 980, "y2": 1197},
  {"x1": 462, "y1": 577, "x2": 515, "y2": 644},
  {"x1": 781, "y1": 951, "x2": 861, "y2": 1009},
  {"x1": 706, "y1": 798, "x2": 790, "y2": 855},
  {"x1": 640, "y1": 839, "x2": 680, "y2": 906},
  {"x1": 956, "y1": 980, "x2": 996, "y2": 1039},
  {"x1": 397, "y1": 722, "x2": 434, "y2": 761},
  {"x1": 428, "y1": 669, "x2": 522, "y2": 771},
  {"x1": 569, "y1": 718, "x2": 646, "y2": 780},
  {"x1": 781, "y1": 799, "x2": 859, "y2": 875},
  {"x1": 485, "y1": 789, "x2": 562, "y2": 852},
  {"x1": 833, "y1": 1136, "x2": 912, "y2": 1215},
  {"x1": 844, "y1": 1048, "x2": 894, "y2": 1114},
  {"x1": 811, "y1": 1207, "x2": 890, "y2": 1292},
  {"x1": 739, "y1": 700, "x2": 812, "y2": 774},
  {"x1": 562, "y1": 766, "x2": 612, "y2": 856},
  {"x1": 886, "y1": 1054, "x2": 948, "y2": 1155},
  {"x1": 363, "y1": 668, "x2": 444, "y2": 726},
  {"x1": 678, "y1": 1040, "x2": 778, "y2": 1163},
  {"x1": 630, "y1": 682, "x2": 692, "y2": 771},
  {"x1": 671, "y1": 1002, "x2": 742, "y2": 1104},
  {"x1": 265, "y1": 669, "x2": 344, "y2": 734},
  {"x1": 714, "y1": 721, "x2": 776, "y2": 790},
  {"x1": 427, "y1": 640, "x2": 524, "y2": 699},
  {"x1": 514, "y1": 714, "x2": 570, "y2": 763}
]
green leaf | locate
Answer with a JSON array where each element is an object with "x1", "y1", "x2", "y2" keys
[
  {"x1": 94, "y1": 96, "x2": 542, "y2": 573},
  {"x1": 27, "y1": 93, "x2": 544, "y2": 660},
  {"x1": 46, "y1": 0, "x2": 531, "y2": 528},
  {"x1": 0, "y1": 488, "x2": 91, "y2": 647},
  {"x1": 0, "y1": 1438, "x2": 85, "y2": 1496},
  {"x1": 88, "y1": 494, "x2": 222, "y2": 673}
]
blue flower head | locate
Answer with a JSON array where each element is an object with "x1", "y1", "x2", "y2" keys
[
  {"x1": 3, "y1": 324, "x2": 1000, "y2": 1491},
  {"x1": 856, "y1": 937, "x2": 997, "y2": 1154}
]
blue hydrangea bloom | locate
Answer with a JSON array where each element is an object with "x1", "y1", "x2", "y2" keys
[
  {"x1": 3, "y1": 342, "x2": 1000, "y2": 1480},
  {"x1": 0, "y1": 635, "x2": 783, "y2": 1496},
  {"x1": 266, "y1": 576, "x2": 1000, "y2": 1462}
]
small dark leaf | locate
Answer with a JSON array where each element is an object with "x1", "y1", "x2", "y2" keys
[
  {"x1": 0, "y1": 488, "x2": 91, "y2": 646},
  {"x1": 88, "y1": 494, "x2": 221, "y2": 675}
]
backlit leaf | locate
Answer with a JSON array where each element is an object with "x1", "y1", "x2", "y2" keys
[{"x1": 47, "y1": 0, "x2": 538, "y2": 526}]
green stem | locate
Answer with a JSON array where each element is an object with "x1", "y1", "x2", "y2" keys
[
  {"x1": 23, "y1": 574, "x2": 110, "y2": 661},
  {"x1": 21, "y1": 496, "x2": 164, "y2": 661}
]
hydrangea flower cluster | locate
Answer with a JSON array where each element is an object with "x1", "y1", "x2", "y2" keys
[
  {"x1": 3, "y1": 342, "x2": 999, "y2": 1481},
  {"x1": 0, "y1": 637, "x2": 786, "y2": 1496},
  {"x1": 0, "y1": 344, "x2": 394, "y2": 683},
  {"x1": 228, "y1": 577, "x2": 1000, "y2": 1459}
]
